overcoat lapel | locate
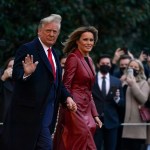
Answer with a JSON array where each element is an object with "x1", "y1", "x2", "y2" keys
[
  {"x1": 108, "y1": 76, "x2": 117, "y2": 95},
  {"x1": 35, "y1": 38, "x2": 54, "y2": 77},
  {"x1": 75, "y1": 50, "x2": 94, "y2": 83}
]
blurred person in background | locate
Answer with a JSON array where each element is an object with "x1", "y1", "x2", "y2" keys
[
  {"x1": 53, "y1": 26, "x2": 102, "y2": 150},
  {"x1": 111, "y1": 47, "x2": 134, "y2": 76},
  {"x1": 121, "y1": 59, "x2": 149, "y2": 150},
  {"x1": 139, "y1": 48, "x2": 150, "y2": 79},
  {"x1": 59, "y1": 54, "x2": 67, "y2": 78},
  {"x1": 111, "y1": 48, "x2": 134, "y2": 150},
  {"x1": 146, "y1": 78, "x2": 150, "y2": 150},
  {"x1": 112, "y1": 54, "x2": 132, "y2": 150},
  {"x1": 92, "y1": 54, "x2": 124, "y2": 150},
  {"x1": 113, "y1": 55, "x2": 132, "y2": 79},
  {"x1": 0, "y1": 57, "x2": 15, "y2": 139},
  {"x1": 0, "y1": 57, "x2": 15, "y2": 122}
]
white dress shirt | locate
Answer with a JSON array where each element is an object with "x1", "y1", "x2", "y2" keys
[
  {"x1": 97, "y1": 71, "x2": 120, "y2": 103},
  {"x1": 38, "y1": 37, "x2": 56, "y2": 72},
  {"x1": 97, "y1": 72, "x2": 110, "y2": 95}
]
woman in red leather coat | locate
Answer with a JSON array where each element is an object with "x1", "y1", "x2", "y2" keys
[{"x1": 53, "y1": 26, "x2": 102, "y2": 150}]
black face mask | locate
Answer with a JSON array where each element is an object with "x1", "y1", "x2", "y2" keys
[
  {"x1": 99, "y1": 65, "x2": 111, "y2": 74},
  {"x1": 142, "y1": 59, "x2": 147, "y2": 65},
  {"x1": 133, "y1": 69, "x2": 139, "y2": 77},
  {"x1": 120, "y1": 67, "x2": 126, "y2": 75}
]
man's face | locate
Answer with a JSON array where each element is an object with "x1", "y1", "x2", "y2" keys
[
  {"x1": 98, "y1": 58, "x2": 111, "y2": 67},
  {"x1": 38, "y1": 22, "x2": 60, "y2": 47},
  {"x1": 119, "y1": 58, "x2": 130, "y2": 68},
  {"x1": 97, "y1": 58, "x2": 111, "y2": 74}
]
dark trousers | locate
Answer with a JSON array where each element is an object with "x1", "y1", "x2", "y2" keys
[
  {"x1": 94, "y1": 126, "x2": 118, "y2": 150},
  {"x1": 35, "y1": 127, "x2": 52, "y2": 150},
  {"x1": 35, "y1": 102, "x2": 54, "y2": 150},
  {"x1": 116, "y1": 125, "x2": 123, "y2": 150}
]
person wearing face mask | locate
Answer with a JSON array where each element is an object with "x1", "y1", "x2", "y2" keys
[
  {"x1": 0, "y1": 57, "x2": 15, "y2": 138},
  {"x1": 92, "y1": 54, "x2": 124, "y2": 150},
  {"x1": 115, "y1": 55, "x2": 132, "y2": 78},
  {"x1": 111, "y1": 55, "x2": 132, "y2": 150},
  {"x1": 121, "y1": 59, "x2": 149, "y2": 150},
  {"x1": 0, "y1": 57, "x2": 15, "y2": 122},
  {"x1": 111, "y1": 48, "x2": 134, "y2": 77},
  {"x1": 139, "y1": 48, "x2": 150, "y2": 79},
  {"x1": 146, "y1": 77, "x2": 150, "y2": 150}
]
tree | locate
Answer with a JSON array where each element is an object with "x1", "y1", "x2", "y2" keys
[{"x1": 0, "y1": 0, "x2": 150, "y2": 65}]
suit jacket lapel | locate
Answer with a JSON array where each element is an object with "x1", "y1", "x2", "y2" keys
[
  {"x1": 51, "y1": 48, "x2": 61, "y2": 82},
  {"x1": 75, "y1": 50, "x2": 95, "y2": 80},
  {"x1": 87, "y1": 56, "x2": 95, "y2": 76},
  {"x1": 35, "y1": 38, "x2": 54, "y2": 75},
  {"x1": 107, "y1": 76, "x2": 117, "y2": 97},
  {"x1": 94, "y1": 74, "x2": 105, "y2": 99}
]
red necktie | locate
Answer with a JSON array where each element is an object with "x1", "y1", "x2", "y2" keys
[{"x1": 47, "y1": 48, "x2": 56, "y2": 80}]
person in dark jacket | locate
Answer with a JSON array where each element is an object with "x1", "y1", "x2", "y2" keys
[{"x1": 92, "y1": 54, "x2": 124, "y2": 150}]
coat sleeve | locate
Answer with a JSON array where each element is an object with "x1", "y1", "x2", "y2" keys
[
  {"x1": 60, "y1": 83, "x2": 72, "y2": 103},
  {"x1": 63, "y1": 53, "x2": 77, "y2": 91},
  {"x1": 130, "y1": 80, "x2": 149, "y2": 104}
]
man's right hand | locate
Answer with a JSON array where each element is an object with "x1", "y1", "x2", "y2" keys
[{"x1": 22, "y1": 54, "x2": 38, "y2": 76}]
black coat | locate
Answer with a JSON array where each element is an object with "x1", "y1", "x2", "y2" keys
[
  {"x1": 92, "y1": 74, "x2": 124, "y2": 129},
  {"x1": 0, "y1": 38, "x2": 70, "y2": 150}
]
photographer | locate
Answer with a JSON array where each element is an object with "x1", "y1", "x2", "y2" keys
[{"x1": 121, "y1": 59, "x2": 149, "y2": 150}]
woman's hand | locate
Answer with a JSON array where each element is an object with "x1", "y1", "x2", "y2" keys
[
  {"x1": 94, "y1": 116, "x2": 102, "y2": 128},
  {"x1": 1, "y1": 68, "x2": 13, "y2": 81},
  {"x1": 126, "y1": 75, "x2": 136, "y2": 86},
  {"x1": 66, "y1": 97, "x2": 77, "y2": 112}
]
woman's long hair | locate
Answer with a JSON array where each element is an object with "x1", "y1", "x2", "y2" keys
[{"x1": 63, "y1": 26, "x2": 98, "y2": 55}]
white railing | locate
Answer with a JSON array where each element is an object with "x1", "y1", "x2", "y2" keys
[
  {"x1": 0, "y1": 122, "x2": 3, "y2": 125},
  {"x1": 121, "y1": 123, "x2": 150, "y2": 126}
]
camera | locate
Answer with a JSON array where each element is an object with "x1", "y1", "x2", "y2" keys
[{"x1": 127, "y1": 68, "x2": 133, "y2": 76}]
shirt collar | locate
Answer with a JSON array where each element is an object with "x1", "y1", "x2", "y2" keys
[
  {"x1": 98, "y1": 71, "x2": 110, "y2": 79},
  {"x1": 38, "y1": 37, "x2": 52, "y2": 52}
]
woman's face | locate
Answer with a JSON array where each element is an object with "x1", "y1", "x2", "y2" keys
[
  {"x1": 128, "y1": 61, "x2": 140, "y2": 71},
  {"x1": 76, "y1": 32, "x2": 94, "y2": 56}
]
